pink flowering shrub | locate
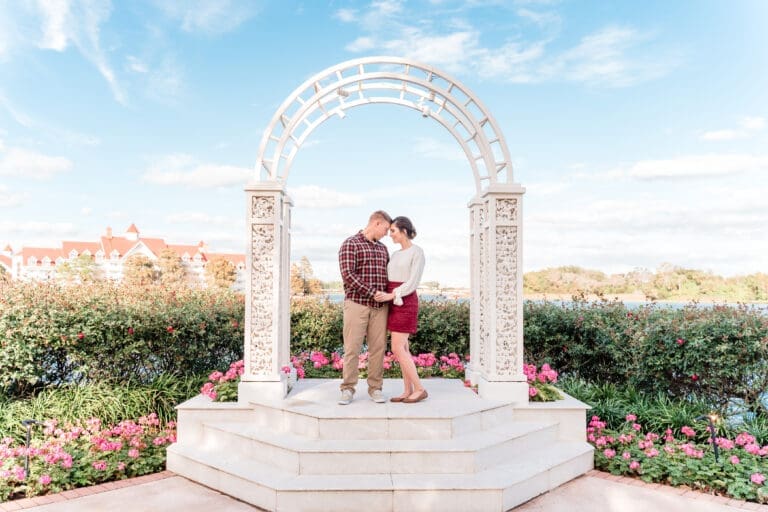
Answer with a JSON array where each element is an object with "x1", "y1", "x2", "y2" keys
[
  {"x1": 588, "y1": 414, "x2": 768, "y2": 503},
  {"x1": 199, "y1": 360, "x2": 244, "y2": 401},
  {"x1": 0, "y1": 414, "x2": 175, "y2": 502},
  {"x1": 524, "y1": 363, "x2": 562, "y2": 402},
  {"x1": 201, "y1": 354, "x2": 563, "y2": 403}
]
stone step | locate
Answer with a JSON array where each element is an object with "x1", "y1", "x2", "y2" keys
[
  {"x1": 244, "y1": 380, "x2": 517, "y2": 440},
  {"x1": 199, "y1": 419, "x2": 559, "y2": 474},
  {"x1": 167, "y1": 440, "x2": 593, "y2": 512}
]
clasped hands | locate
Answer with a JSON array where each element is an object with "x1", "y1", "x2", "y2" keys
[{"x1": 373, "y1": 290, "x2": 394, "y2": 302}]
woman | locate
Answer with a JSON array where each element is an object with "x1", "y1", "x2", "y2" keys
[{"x1": 374, "y1": 216, "x2": 427, "y2": 403}]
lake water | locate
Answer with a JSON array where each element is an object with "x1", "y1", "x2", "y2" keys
[{"x1": 320, "y1": 294, "x2": 768, "y2": 311}]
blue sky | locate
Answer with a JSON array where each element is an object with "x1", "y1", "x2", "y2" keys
[{"x1": 1, "y1": 0, "x2": 766, "y2": 287}]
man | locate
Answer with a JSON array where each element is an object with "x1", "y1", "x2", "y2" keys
[{"x1": 337, "y1": 210, "x2": 392, "y2": 405}]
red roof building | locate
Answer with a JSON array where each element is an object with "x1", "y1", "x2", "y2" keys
[{"x1": 6, "y1": 225, "x2": 245, "y2": 288}]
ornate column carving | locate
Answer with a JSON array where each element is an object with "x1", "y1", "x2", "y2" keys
[
  {"x1": 474, "y1": 184, "x2": 528, "y2": 403},
  {"x1": 239, "y1": 181, "x2": 292, "y2": 402}
]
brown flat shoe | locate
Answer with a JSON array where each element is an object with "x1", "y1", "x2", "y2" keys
[{"x1": 403, "y1": 390, "x2": 428, "y2": 403}]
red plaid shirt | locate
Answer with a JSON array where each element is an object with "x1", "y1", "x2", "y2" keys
[{"x1": 338, "y1": 231, "x2": 389, "y2": 308}]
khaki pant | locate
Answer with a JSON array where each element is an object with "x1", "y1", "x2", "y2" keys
[{"x1": 340, "y1": 299, "x2": 389, "y2": 396}]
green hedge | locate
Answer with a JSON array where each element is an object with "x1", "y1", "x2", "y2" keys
[
  {"x1": 0, "y1": 282, "x2": 243, "y2": 396},
  {"x1": 3, "y1": 281, "x2": 767, "y2": 418}
]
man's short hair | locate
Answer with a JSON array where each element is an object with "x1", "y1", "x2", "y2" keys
[{"x1": 369, "y1": 210, "x2": 393, "y2": 224}]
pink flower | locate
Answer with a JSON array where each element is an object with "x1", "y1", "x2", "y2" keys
[
  {"x1": 632, "y1": 423, "x2": 642, "y2": 431},
  {"x1": 167, "y1": 326, "x2": 174, "y2": 333},
  {"x1": 528, "y1": 386, "x2": 538, "y2": 397},
  {"x1": 92, "y1": 460, "x2": 107, "y2": 471},
  {"x1": 128, "y1": 448, "x2": 140, "y2": 458},
  {"x1": 281, "y1": 365, "x2": 291, "y2": 374},
  {"x1": 39, "y1": 474, "x2": 52, "y2": 486},
  {"x1": 127, "y1": 327, "x2": 134, "y2": 335},
  {"x1": 676, "y1": 338, "x2": 685, "y2": 346},
  {"x1": 751, "y1": 473, "x2": 765, "y2": 485},
  {"x1": 681, "y1": 426, "x2": 696, "y2": 437},
  {"x1": 603, "y1": 449, "x2": 616, "y2": 459},
  {"x1": 729, "y1": 456, "x2": 740, "y2": 464},
  {"x1": 117, "y1": 462, "x2": 126, "y2": 471},
  {"x1": 629, "y1": 461, "x2": 640, "y2": 471},
  {"x1": 622, "y1": 451, "x2": 631, "y2": 460},
  {"x1": 625, "y1": 414, "x2": 637, "y2": 422}
]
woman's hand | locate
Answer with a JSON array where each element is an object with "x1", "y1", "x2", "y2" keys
[{"x1": 374, "y1": 291, "x2": 394, "y2": 302}]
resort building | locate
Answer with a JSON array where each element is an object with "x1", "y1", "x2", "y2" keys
[{"x1": 2, "y1": 224, "x2": 245, "y2": 290}]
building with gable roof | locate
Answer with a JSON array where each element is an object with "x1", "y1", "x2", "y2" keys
[{"x1": 3, "y1": 225, "x2": 245, "y2": 290}]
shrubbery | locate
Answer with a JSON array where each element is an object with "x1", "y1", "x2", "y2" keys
[{"x1": 0, "y1": 282, "x2": 243, "y2": 397}]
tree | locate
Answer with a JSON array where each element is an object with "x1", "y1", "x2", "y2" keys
[
  {"x1": 291, "y1": 256, "x2": 322, "y2": 296},
  {"x1": 57, "y1": 254, "x2": 102, "y2": 284},
  {"x1": 157, "y1": 248, "x2": 188, "y2": 286},
  {"x1": 205, "y1": 257, "x2": 236, "y2": 289},
  {"x1": 122, "y1": 254, "x2": 157, "y2": 286},
  {"x1": 0, "y1": 265, "x2": 8, "y2": 284}
]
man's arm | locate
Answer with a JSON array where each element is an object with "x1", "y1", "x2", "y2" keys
[{"x1": 338, "y1": 240, "x2": 375, "y2": 298}]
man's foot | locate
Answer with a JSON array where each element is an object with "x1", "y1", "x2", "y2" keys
[
  {"x1": 338, "y1": 389, "x2": 353, "y2": 405},
  {"x1": 370, "y1": 390, "x2": 386, "y2": 403}
]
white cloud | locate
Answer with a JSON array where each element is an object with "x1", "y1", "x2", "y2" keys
[
  {"x1": 165, "y1": 212, "x2": 232, "y2": 224},
  {"x1": 700, "y1": 116, "x2": 765, "y2": 141},
  {"x1": 0, "y1": 220, "x2": 76, "y2": 235},
  {"x1": 339, "y1": 3, "x2": 676, "y2": 87},
  {"x1": 412, "y1": 137, "x2": 466, "y2": 162},
  {"x1": 0, "y1": 184, "x2": 25, "y2": 207},
  {"x1": 126, "y1": 55, "x2": 149, "y2": 73},
  {"x1": 32, "y1": 0, "x2": 125, "y2": 104},
  {"x1": 625, "y1": 153, "x2": 768, "y2": 180},
  {"x1": 0, "y1": 146, "x2": 73, "y2": 180},
  {"x1": 80, "y1": 207, "x2": 92, "y2": 216},
  {"x1": 141, "y1": 154, "x2": 252, "y2": 188},
  {"x1": 156, "y1": 1, "x2": 258, "y2": 34},
  {"x1": 287, "y1": 185, "x2": 364, "y2": 209},
  {"x1": 335, "y1": 8, "x2": 357, "y2": 22}
]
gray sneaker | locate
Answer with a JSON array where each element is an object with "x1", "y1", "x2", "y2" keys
[
  {"x1": 338, "y1": 389, "x2": 353, "y2": 405},
  {"x1": 370, "y1": 390, "x2": 386, "y2": 403}
]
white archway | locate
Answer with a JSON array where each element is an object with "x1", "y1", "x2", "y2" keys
[{"x1": 240, "y1": 56, "x2": 527, "y2": 403}]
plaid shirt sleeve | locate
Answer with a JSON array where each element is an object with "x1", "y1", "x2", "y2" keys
[{"x1": 338, "y1": 237, "x2": 375, "y2": 299}]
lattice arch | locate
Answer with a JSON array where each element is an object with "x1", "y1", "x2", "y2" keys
[
  {"x1": 254, "y1": 56, "x2": 514, "y2": 193},
  {"x1": 241, "y1": 57, "x2": 528, "y2": 405}
]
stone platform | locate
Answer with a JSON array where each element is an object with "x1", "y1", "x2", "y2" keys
[{"x1": 167, "y1": 378, "x2": 593, "y2": 512}]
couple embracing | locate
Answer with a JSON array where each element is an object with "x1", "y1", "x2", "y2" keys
[{"x1": 337, "y1": 210, "x2": 426, "y2": 406}]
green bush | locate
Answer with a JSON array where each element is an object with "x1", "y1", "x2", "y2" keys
[
  {"x1": 0, "y1": 282, "x2": 243, "y2": 396},
  {"x1": 290, "y1": 298, "x2": 470, "y2": 357}
]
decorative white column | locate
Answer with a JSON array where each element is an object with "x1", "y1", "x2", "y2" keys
[
  {"x1": 473, "y1": 183, "x2": 528, "y2": 403},
  {"x1": 467, "y1": 195, "x2": 484, "y2": 386},
  {"x1": 239, "y1": 181, "x2": 292, "y2": 403}
]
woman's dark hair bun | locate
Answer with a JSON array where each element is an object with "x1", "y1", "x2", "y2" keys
[{"x1": 392, "y1": 216, "x2": 416, "y2": 239}]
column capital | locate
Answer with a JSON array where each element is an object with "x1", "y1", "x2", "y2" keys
[{"x1": 481, "y1": 182, "x2": 526, "y2": 197}]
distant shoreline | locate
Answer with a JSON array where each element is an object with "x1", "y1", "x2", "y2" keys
[{"x1": 321, "y1": 290, "x2": 768, "y2": 304}]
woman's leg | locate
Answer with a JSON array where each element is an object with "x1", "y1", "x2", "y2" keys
[
  {"x1": 391, "y1": 331, "x2": 423, "y2": 397},
  {"x1": 391, "y1": 331, "x2": 415, "y2": 397}
]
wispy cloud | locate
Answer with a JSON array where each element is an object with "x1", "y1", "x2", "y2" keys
[
  {"x1": 0, "y1": 184, "x2": 26, "y2": 207},
  {"x1": 700, "y1": 116, "x2": 765, "y2": 141},
  {"x1": 624, "y1": 153, "x2": 768, "y2": 180},
  {"x1": 34, "y1": 0, "x2": 126, "y2": 104},
  {"x1": 339, "y1": 2, "x2": 677, "y2": 87},
  {"x1": 412, "y1": 136, "x2": 466, "y2": 162},
  {"x1": 155, "y1": 1, "x2": 259, "y2": 34},
  {"x1": 0, "y1": 145, "x2": 73, "y2": 180},
  {"x1": 165, "y1": 212, "x2": 233, "y2": 224},
  {"x1": 0, "y1": 92, "x2": 100, "y2": 145},
  {"x1": 287, "y1": 185, "x2": 364, "y2": 209},
  {"x1": 141, "y1": 154, "x2": 252, "y2": 188}
]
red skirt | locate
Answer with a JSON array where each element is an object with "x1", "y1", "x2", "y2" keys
[{"x1": 387, "y1": 281, "x2": 419, "y2": 334}]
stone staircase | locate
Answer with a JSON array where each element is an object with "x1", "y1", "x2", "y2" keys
[{"x1": 168, "y1": 379, "x2": 593, "y2": 512}]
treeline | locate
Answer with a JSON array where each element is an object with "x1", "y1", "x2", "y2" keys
[{"x1": 523, "y1": 264, "x2": 768, "y2": 302}]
